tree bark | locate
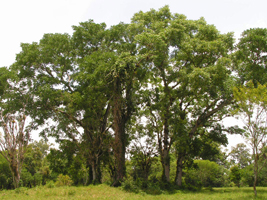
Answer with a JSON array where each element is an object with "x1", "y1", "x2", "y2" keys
[
  {"x1": 92, "y1": 161, "x2": 97, "y2": 183},
  {"x1": 161, "y1": 108, "x2": 171, "y2": 183},
  {"x1": 9, "y1": 149, "x2": 20, "y2": 188},
  {"x1": 175, "y1": 154, "x2": 184, "y2": 186},
  {"x1": 253, "y1": 153, "x2": 258, "y2": 196},
  {"x1": 161, "y1": 150, "x2": 170, "y2": 182},
  {"x1": 112, "y1": 79, "x2": 126, "y2": 187}
]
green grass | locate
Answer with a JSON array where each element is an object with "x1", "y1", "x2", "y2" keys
[{"x1": 0, "y1": 185, "x2": 267, "y2": 200}]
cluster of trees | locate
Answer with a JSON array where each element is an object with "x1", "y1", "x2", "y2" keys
[
  {"x1": 0, "y1": 140, "x2": 266, "y2": 192},
  {"x1": 0, "y1": 6, "x2": 267, "y2": 195}
]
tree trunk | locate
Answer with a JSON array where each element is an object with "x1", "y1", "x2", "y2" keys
[
  {"x1": 9, "y1": 150, "x2": 21, "y2": 188},
  {"x1": 13, "y1": 174, "x2": 20, "y2": 189},
  {"x1": 253, "y1": 155, "x2": 258, "y2": 196},
  {"x1": 92, "y1": 161, "x2": 97, "y2": 183},
  {"x1": 112, "y1": 79, "x2": 126, "y2": 187},
  {"x1": 88, "y1": 165, "x2": 93, "y2": 184},
  {"x1": 175, "y1": 154, "x2": 184, "y2": 186},
  {"x1": 161, "y1": 113, "x2": 170, "y2": 182},
  {"x1": 161, "y1": 150, "x2": 170, "y2": 182},
  {"x1": 112, "y1": 122, "x2": 126, "y2": 186},
  {"x1": 253, "y1": 173, "x2": 257, "y2": 196},
  {"x1": 91, "y1": 157, "x2": 102, "y2": 184}
]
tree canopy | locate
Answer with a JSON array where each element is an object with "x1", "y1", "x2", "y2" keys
[{"x1": 0, "y1": 6, "x2": 267, "y2": 193}]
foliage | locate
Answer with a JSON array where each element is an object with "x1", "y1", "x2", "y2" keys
[
  {"x1": 234, "y1": 28, "x2": 267, "y2": 85},
  {"x1": 228, "y1": 143, "x2": 251, "y2": 169},
  {"x1": 229, "y1": 165, "x2": 241, "y2": 187},
  {"x1": 45, "y1": 180, "x2": 55, "y2": 188},
  {"x1": 2, "y1": 185, "x2": 267, "y2": 200},
  {"x1": 184, "y1": 160, "x2": 226, "y2": 190},
  {"x1": 233, "y1": 81, "x2": 267, "y2": 196},
  {"x1": 0, "y1": 153, "x2": 13, "y2": 189},
  {"x1": 131, "y1": 5, "x2": 235, "y2": 185},
  {"x1": 4, "y1": 5, "x2": 267, "y2": 193},
  {"x1": 55, "y1": 174, "x2": 73, "y2": 187},
  {"x1": 0, "y1": 112, "x2": 31, "y2": 188}
]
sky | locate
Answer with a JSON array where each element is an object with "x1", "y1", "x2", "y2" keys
[{"x1": 1, "y1": 0, "x2": 267, "y2": 150}]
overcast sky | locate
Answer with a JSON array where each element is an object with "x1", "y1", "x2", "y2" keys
[{"x1": 1, "y1": 0, "x2": 266, "y2": 149}]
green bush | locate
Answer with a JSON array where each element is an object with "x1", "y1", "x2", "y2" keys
[
  {"x1": 55, "y1": 174, "x2": 73, "y2": 187},
  {"x1": 184, "y1": 160, "x2": 226, "y2": 190},
  {"x1": 14, "y1": 187, "x2": 28, "y2": 194},
  {"x1": 20, "y1": 168, "x2": 34, "y2": 187},
  {"x1": 122, "y1": 177, "x2": 140, "y2": 193},
  {"x1": 0, "y1": 154, "x2": 13, "y2": 189},
  {"x1": 45, "y1": 180, "x2": 55, "y2": 188}
]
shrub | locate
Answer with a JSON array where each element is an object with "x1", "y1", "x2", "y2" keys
[
  {"x1": 14, "y1": 187, "x2": 28, "y2": 194},
  {"x1": 121, "y1": 177, "x2": 140, "y2": 193},
  {"x1": 45, "y1": 180, "x2": 55, "y2": 188},
  {"x1": 55, "y1": 174, "x2": 73, "y2": 187}
]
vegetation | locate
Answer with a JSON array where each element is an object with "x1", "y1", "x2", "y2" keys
[
  {"x1": 0, "y1": 185, "x2": 267, "y2": 200},
  {"x1": 0, "y1": 5, "x2": 267, "y2": 198}
]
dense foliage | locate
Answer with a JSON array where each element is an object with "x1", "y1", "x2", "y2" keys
[{"x1": 0, "y1": 6, "x2": 267, "y2": 194}]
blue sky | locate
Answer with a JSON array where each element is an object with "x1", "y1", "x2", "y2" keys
[{"x1": 1, "y1": 0, "x2": 266, "y2": 149}]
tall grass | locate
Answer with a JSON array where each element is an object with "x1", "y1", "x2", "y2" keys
[{"x1": 0, "y1": 185, "x2": 266, "y2": 200}]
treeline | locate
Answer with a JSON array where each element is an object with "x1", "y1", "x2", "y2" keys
[
  {"x1": 0, "y1": 140, "x2": 267, "y2": 191},
  {"x1": 0, "y1": 6, "x2": 267, "y2": 191}
]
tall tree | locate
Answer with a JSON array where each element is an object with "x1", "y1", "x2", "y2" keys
[
  {"x1": 0, "y1": 68, "x2": 32, "y2": 188},
  {"x1": 233, "y1": 81, "x2": 267, "y2": 196},
  {"x1": 229, "y1": 143, "x2": 251, "y2": 169},
  {"x1": 234, "y1": 28, "x2": 267, "y2": 86},
  {"x1": 106, "y1": 23, "x2": 148, "y2": 186},
  {"x1": 13, "y1": 25, "x2": 112, "y2": 183},
  {"x1": 132, "y1": 6, "x2": 235, "y2": 184}
]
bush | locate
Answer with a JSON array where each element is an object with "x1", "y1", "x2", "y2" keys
[
  {"x1": 55, "y1": 174, "x2": 73, "y2": 187},
  {"x1": 122, "y1": 176, "x2": 163, "y2": 195},
  {"x1": 184, "y1": 160, "x2": 226, "y2": 189},
  {"x1": 45, "y1": 180, "x2": 55, "y2": 188},
  {"x1": 121, "y1": 177, "x2": 140, "y2": 193},
  {"x1": 14, "y1": 187, "x2": 28, "y2": 194},
  {"x1": 20, "y1": 168, "x2": 34, "y2": 187}
]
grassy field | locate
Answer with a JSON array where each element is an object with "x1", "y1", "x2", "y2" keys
[{"x1": 0, "y1": 185, "x2": 267, "y2": 200}]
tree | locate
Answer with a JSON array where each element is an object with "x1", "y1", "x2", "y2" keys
[
  {"x1": 128, "y1": 123, "x2": 158, "y2": 181},
  {"x1": 0, "y1": 67, "x2": 33, "y2": 188},
  {"x1": 0, "y1": 112, "x2": 30, "y2": 188},
  {"x1": 13, "y1": 25, "x2": 113, "y2": 184},
  {"x1": 234, "y1": 28, "x2": 267, "y2": 86},
  {"x1": 229, "y1": 143, "x2": 251, "y2": 169},
  {"x1": 22, "y1": 139, "x2": 50, "y2": 186},
  {"x1": 233, "y1": 81, "x2": 267, "y2": 196},
  {"x1": 132, "y1": 6, "x2": 235, "y2": 185},
  {"x1": 230, "y1": 165, "x2": 241, "y2": 187}
]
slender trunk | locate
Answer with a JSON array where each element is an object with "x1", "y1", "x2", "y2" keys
[
  {"x1": 254, "y1": 172, "x2": 257, "y2": 196},
  {"x1": 161, "y1": 111, "x2": 170, "y2": 182},
  {"x1": 88, "y1": 165, "x2": 93, "y2": 184},
  {"x1": 253, "y1": 154, "x2": 258, "y2": 196},
  {"x1": 91, "y1": 156, "x2": 102, "y2": 184},
  {"x1": 175, "y1": 154, "x2": 184, "y2": 186},
  {"x1": 97, "y1": 162, "x2": 102, "y2": 183},
  {"x1": 143, "y1": 162, "x2": 150, "y2": 181},
  {"x1": 92, "y1": 161, "x2": 97, "y2": 183}
]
